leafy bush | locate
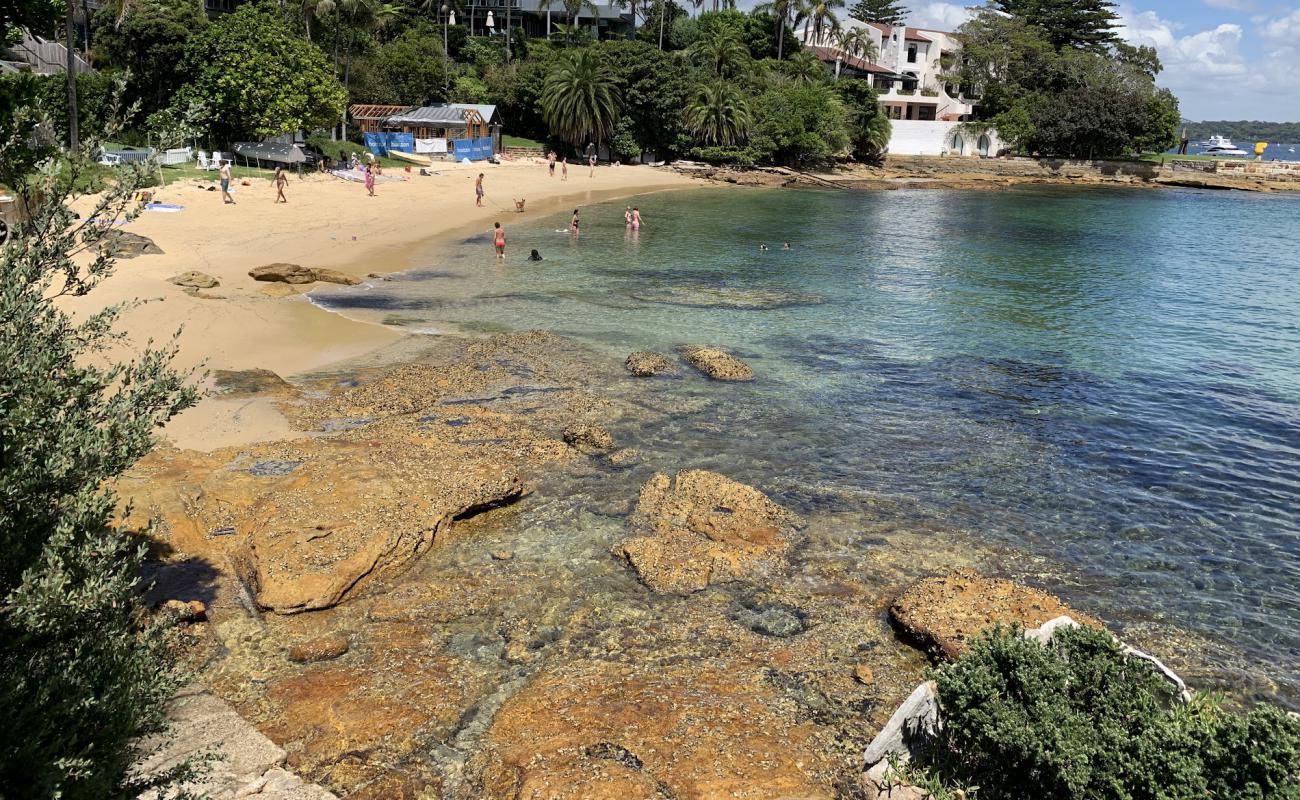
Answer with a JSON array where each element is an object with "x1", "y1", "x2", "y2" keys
[
  {"x1": 0, "y1": 106, "x2": 199, "y2": 799},
  {"x1": 917, "y1": 625, "x2": 1300, "y2": 800}
]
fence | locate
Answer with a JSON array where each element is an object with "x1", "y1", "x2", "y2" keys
[{"x1": 363, "y1": 132, "x2": 414, "y2": 155}]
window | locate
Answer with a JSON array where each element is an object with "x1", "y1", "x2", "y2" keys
[
  {"x1": 918, "y1": 105, "x2": 936, "y2": 121},
  {"x1": 907, "y1": 44, "x2": 917, "y2": 63}
]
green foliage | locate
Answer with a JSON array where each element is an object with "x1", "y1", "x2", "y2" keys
[
  {"x1": 1180, "y1": 121, "x2": 1300, "y2": 143},
  {"x1": 91, "y1": 0, "x2": 208, "y2": 117},
  {"x1": 917, "y1": 624, "x2": 1300, "y2": 800},
  {"x1": 540, "y1": 48, "x2": 620, "y2": 145},
  {"x1": 350, "y1": 22, "x2": 448, "y2": 105},
  {"x1": 597, "y1": 39, "x2": 691, "y2": 158},
  {"x1": 776, "y1": 50, "x2": 831, "y2": 84},
  {"x1": 0, "y1": 70, "x2": 123, "y2": 145},
  {"x1": 459, "y1": 35, "x2": 505, "y2": 71},
  {"x1": 451, "y1": 73, "x2": 489, "y2": 103},
  {"x1": 991, "y1": 103, "x2": 1035, "y2": 151},
  {"x1": 636, "y1": 0, "x2": 688, "y2": 49},
  {"x1": 749, "y1": 80, "x2": 848, "y2": 166},
  {"x1": 835, "y1": 76, "x2": 888, "y2": 161},
  {"x1": 687, "y1": 27, "x2": 753, "y2": 79},
  {"x1": 484, "y1": 55, "x2": 555, "y2": 142},
  {"x1": 176, "y1": 3, "x2": 346, "y2": 141},
  {"x1": 685, "y1": 79, "x2": 752, "y2": 146},
  {"x1": 306, "y1": 133, "x2": 369, "y2": 163},
  {"x1": 0, "y1": 103, "x2": 200, "y2": 800},
  {"x1": 848, "y1": 0, "x2": 907, "y2": 26},
  {"x1": 993, "y1": 0, "x2": 1119, "y2": 52},
  {"x1": 609, "y1": 116, "x2": 640, "y2": 161}
]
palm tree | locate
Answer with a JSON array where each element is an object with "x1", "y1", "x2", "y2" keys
[
  {"x1": 686, "y1": 29, "x2": 751, "y2": 78},
  {"x1": 803, "y1": 0, "x2": 843, "y2": 45},
  {"x1": 684, "y1": 80, "x2": 752, "y2": 145},
  {"x1": 755, "y1": 0, "x2": 804, "y2": 60},
  {"x1": 539, "y1": 0, "x2": 601, "y2": 39},
  {"x1": 541, "y1": 49, "x2": 622, "y2": 146},
  {"x1": 782, "y1": 50, "x2": 829, "y2": 83},
  {"x1": 835, "y1": 26, "x2": 876, "y2": 60}
]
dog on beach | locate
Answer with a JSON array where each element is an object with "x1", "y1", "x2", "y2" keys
[{"x1": 513, "y1": 198, "x2": 526, "y2": 213}]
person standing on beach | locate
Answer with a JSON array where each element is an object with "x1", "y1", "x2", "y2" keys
[
  {"x1": 273, "y1": 166, "x2": 287, "y2": 204},
  {"x1": 548, "y1": 151, "x2": 556, "y2": 177},
  {"x1": 561, "y1": 157, "x2": 568, "y2": 181},
  {"x1": 219, "y1": 160, "x2": 235, "y2": 204},
  {"x1": 364, "y1": 163, "x2": 376, "y2": 197},
  {"x1": 493, "y1": 221, "x2": 506, "y2": 258},
  {"x1": 475, "y1": 173, "x2": 485, "y2": 207},
  {"x1": 570, "y1": 208, "x2": 580, "y2": 237}
]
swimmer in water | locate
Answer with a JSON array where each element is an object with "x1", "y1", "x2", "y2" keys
[
  {"x1": 493, "y1": 221, "x2": 506, "y2": 258},
  {"x1": 624, "y1": 206, "x2": 632, "y2": 226},
  {"x1": 631, "y1": 207, "x2": 642, "y2": 230},
  {"x1": 759, "y1": 244, "x2": 769, "y2": 251},
  {"x1": 782, "y1": 241, "x2": 791, "y2": 250},
  {"x1": 528, "y1": 249, "x2": 543, "y2": 261},
  {"x1": 570, "y1": 208, "x2": 580, "y2": 237}
]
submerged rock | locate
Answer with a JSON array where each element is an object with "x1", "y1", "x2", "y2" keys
[
  {"x1": 287, "y1": 633, "x2": 350, "y2": 663},
  {"x1": 213, "y1": 368, "x2": 294, "y2": 396},
  {"x1": 562, "y1": 423, "x2": 615, "y2": 454},
  {"x1": 615, "y1": 470, "x2": 802, "y2": 594},
  {"x1": 889, "y1": 569, "x2": 1102, "y2": 661},
  {"x1": 624, "y1": 351, "x2": 676, "y2": 377},
  {"x1": 99, "y1": 229, "x2": 163, "y2": 258},
  {"x1": 248, "y1": 263, "x2": 362, "y2": 285},
  {"x1": 679, "y1": 345, "x2": 754, "y2": 381},
  {"x1": 632, "y1": 286, "x2": 826, "y2": 310}
]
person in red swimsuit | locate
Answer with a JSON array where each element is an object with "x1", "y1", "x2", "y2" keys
[{"x1": 493, "y1": 222, "x2": 506, "y2": 258}]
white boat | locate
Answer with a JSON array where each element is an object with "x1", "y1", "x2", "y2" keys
[
  {"x1": 1197, "y1": 135, "x2": 1249, "y2": 157},
  {"x1": 387, "y1": 150, "x2": 432, "y2": 167}
]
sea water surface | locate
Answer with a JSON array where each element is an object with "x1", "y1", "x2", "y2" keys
[{"x1": 316, "y1": 185, "x2": 1300, "y2": 704}]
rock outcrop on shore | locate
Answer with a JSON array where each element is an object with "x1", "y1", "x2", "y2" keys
[
  {"x1": 889, "y1": 569, "x2": 1102, "y2": 660},
  {"x1": 248, "y1": 263, "x2": 362, "y2": 286},
  {"x1": 679, "y1": 345, "x2": 754, "y2": 381},
  {"x1": 100, "y1": 229, "x2": 163, "y2": 257},
  {"x1": 616, "y1": 470, "x2": 802, "y2": 593}
]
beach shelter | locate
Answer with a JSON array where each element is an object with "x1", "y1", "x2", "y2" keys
[{"x1": 380, "y1": 104, "x2": 502, "y2": 161}]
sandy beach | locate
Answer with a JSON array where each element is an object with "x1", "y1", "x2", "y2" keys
[{"x1": 64, "y1": 160, "x2": 696, "y2": 449}]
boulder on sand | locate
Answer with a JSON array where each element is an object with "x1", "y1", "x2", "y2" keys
[
  {"x1": 99, "y1": 230, "x2": 163, "y2": 258},
  {"x1": 248, "y1": 263, "x2": 362, "y2": 286},
  {"x1": 888, "y1": 569, "x2": 1103, "y2": 661},
  {"x1": 168, "y1": 271, "x2": 219, "y2": 290},
  {"x1": 615, "y1": 470, "x2": 802, "y2": 594},
  {"x1": 679, "y1": 345, "x2": 753, "y2": 381},
  {"x1": 624, "y1": 351, "x2": 676, "y2": 377}
]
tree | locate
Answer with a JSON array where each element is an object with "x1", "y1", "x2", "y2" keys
[
  {"x1": 835, "y1": 75, "x2": 888, "y2": 160},
  {"x1": 835, "y1": 26, "x2": 876, "y2": 60},
  {"x1": 685, "y1": 79, "x2": 752, "y2": 145},
  {"x1": 687, "y1": 27, "x2": 752, "y2": 78},
  {"x1": 598, "y1": 39, "x2": 691, "y2": 157},
  {"x1": 540, "y1": 48, "x2": 621, "y2": 146},
  {"x1": 750, "y1": 79, "x2": 848, "y2": 165},
  {"x1": 349, "y1": 22, "x2": 448, "y2": 105},
  {"x1": 91, "y1": 0, "x2": 209, "y2": 117},
  {"x1": 778, "y1": 49, "x2": 830, "y2": 83},
  {"x1": 993, "y1": 0, "x2": 1119, "y2": 52},
  {"x1": 0, "y1": 104, "x2": 199, "y2": 800},
  {"x1": 847, "y1": 0, "x2": 906, "y2": 26},
  {"x1": 801, "y1": 0, "x2": 842, "y2": 44},
  {"x1": 175, "y1": 3, "x2": 346, "y2": 141}
]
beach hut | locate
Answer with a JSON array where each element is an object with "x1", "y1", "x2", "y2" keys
[
  {"x1": 348, "y1": 104, "x2": 413, "y2": 134},
  {"x1": 379, "y1": 104, "x2": 502, "y2": 161}
]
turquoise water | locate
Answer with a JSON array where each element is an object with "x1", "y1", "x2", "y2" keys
[{"x1": 316, "y1": 185, "x2": 1300, "y2": 704}]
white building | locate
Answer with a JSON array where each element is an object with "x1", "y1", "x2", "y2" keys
[{"x1": 807, "y1": 20, "x2": 1000, "y2": 156}]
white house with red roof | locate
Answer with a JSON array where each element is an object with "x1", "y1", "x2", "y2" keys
[{"x1": 806, "y1": 20, "x2": 1002, "y2": 157}]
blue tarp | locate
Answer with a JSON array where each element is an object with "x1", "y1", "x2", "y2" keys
[
  {"x1": 453, "y1": 137, "x2": 494, "y2": 161},
  {"x1": 364, "y1": 132, "x2": 414, "y2": 155}
]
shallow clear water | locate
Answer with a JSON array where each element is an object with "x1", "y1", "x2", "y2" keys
[{"x1": 316, "y1": 185, "x2": 1300, "y2": 703}]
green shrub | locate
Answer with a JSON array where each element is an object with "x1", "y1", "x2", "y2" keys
[{"x1": 917, "y1": 625, "x2": 1300, "y2": 800}]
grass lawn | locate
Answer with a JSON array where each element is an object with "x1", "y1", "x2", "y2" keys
[
  {"x1": 503, "y1": 135, "x2": 546, "y2": 149},
  {"x1": 1138, "y1": 152, "x2": 1226, "y2": 165}
]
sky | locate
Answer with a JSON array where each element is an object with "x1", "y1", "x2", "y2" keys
[{"x1": 739, "y1": 1, "x2": 1300, "y2": 121}]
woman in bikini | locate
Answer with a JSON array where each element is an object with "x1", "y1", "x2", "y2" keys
[
  {"x1": 493, "y1": 221, "x2": 506, "y2": 258},
  {"x1": 631, "y1": 207, "x2": 642, "y2": 231},
  {"x1": 569, "y1": 209, "x2": 580, "y2": 237}
]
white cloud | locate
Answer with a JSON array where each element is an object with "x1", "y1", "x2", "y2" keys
[
  {"x1": 907, "y1": 2, "x2": 973, "y2": 31},
  {"x1": 1259, "y1": 8, "x2": 1300, "y2": 43}
]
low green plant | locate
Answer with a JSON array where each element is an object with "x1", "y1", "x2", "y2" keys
[{"x1": 913, "y1": 625, "x2": 1300, "y2": 800}]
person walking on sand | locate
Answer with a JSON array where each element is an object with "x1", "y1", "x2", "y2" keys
[
  {"x1": 570, "y1": 208, "x2": 580, "y2": 237},
  {"x1": 219, "y1": 160, "x2": 235, "y2": 204},
  {"x1": 274, "y1": 166, "x2": 287, "y2": 204},
  {"x1": 548, "y1": 151, "x2": 556, "y2": 177},
  {"x1": 631, "y1": 207, "x2": 642, "y2": 231},
  {"x1": 561, "y1": 157, "x2": 568, "y2": 181},
  {"x1": 475, "y1": 173, "x2": 485, "y2": 207},
  {"x1": 364, "y1": 163, "x2": 376, "y2": 197},
  {"x1": 493, "y1": 221, "x2": 506, "y2": 258}
]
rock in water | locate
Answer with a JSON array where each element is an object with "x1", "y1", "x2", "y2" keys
[
  {"x1": 168, "y1": 271, "x2": 219, "y2": 290},
  {"x1": 624, "y1": 351, "x2": 676, "y2": 377},
  {"x1": 631, "y1": 286, "x2": 826, "y2": 310},
  {"x1": 562, "y1": 423, "x2": 615, "y2": 454},
  {"x1": 98, "y1": 230, "x2": 163, "y2": 258},
  {"x1": 287, "y1": 633, "x2": 350, "y2": 663},
  {"x1": 248, "y1": 263, "x2": 362, "y2": 286},
  {"x1": 615, "y1": 470, "x2": 802, "y2": 594},
  {"x1": 679, "y1": 345, "x2": 754, "y2": 381},
  {"x1": 889, "y1": 569, "x2": 1102, "y2": 660}
]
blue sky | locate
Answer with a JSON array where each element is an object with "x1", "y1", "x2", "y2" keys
[{"x1": 740, "y1": 1, "x2": 1300, "y2": 121}]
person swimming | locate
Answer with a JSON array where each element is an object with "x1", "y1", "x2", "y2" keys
[
  {"x1": 782, "y1": 241, "x2": 792, "y2": 250},
  {"x1": 528, "y1": 249, "x2": 543, "y2": 261},
  {"x1": 759, "y1": 244, "x2": 769, "y2": 251}
]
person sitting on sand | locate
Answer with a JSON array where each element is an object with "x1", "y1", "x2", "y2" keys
[
  {"x1": 274, "y1": 166, "x2": 287, "y2": 204},
  {"x1": 570, "y1": 208, "x2": 580, "y2": 237},
  {"x1": 493, "y1": 221, "x2": 506, "y2": 258},
  {"x1": 529, "y1": 249, "x2": 543, "y2": 261}
]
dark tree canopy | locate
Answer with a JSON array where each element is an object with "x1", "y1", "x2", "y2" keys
[
  {"x1": 993, "y1": 0, "x2": 1119, "y2": 51},
  {"x1": 848, "y1": 0, "x2": 908, "y2": 27},
  {"x1": 92, "y1": 0, "x2": 209, "y2": 117}
]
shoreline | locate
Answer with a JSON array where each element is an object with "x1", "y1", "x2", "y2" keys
[{"x1": 62, "y1": 160, "x2": 698, "y2": 449}]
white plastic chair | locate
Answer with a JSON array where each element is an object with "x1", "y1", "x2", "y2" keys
[
  {"x1": 97, "y1": 151, "x2": 122, "y2": 167},
  {"x1": 196, "y1": 151, "x2": 213, "y2": 170}
]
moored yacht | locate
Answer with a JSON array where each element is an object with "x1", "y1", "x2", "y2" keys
[{"x1": 1198, "y1": 135, "x2": 1250, "y2": 157}]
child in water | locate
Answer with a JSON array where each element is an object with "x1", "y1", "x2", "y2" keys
[{"x1": 493, "y1": 221, "x2": 505, "y2": 258}]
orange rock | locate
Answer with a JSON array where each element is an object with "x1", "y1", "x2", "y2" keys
[{"x1": 287, "y1": 633, "x2": 349, "y2": 663}]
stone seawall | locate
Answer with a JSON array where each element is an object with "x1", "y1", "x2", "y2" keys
[{"x1": 885, "y1": 155, "x2": 1164, "y2": 181}]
